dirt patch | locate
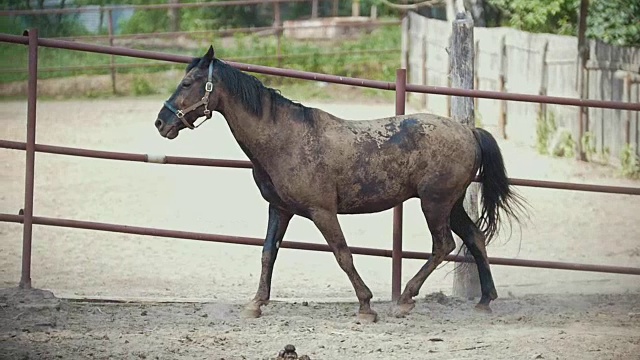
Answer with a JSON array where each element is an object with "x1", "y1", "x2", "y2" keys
[{"x1": 1, "y1": 288, "x2": 638, "y2": 359}]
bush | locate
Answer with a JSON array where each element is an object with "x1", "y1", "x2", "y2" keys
[
  {"x1": 536, "y1": 110, "x2": 557, "y2": 155},
  {"x1": 132, "y1": 75, "x2": 155, "y2": 96}
]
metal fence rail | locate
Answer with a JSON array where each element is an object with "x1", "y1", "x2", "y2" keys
[
  {"x1": 1, "y1": 139, "x2": 638, "y2": 195},
  {"x1": 2, "y1": 48, "x2": 401, "y2": 75},
  {"x1": 1, "y1": 33, "x2": 639, "y2": 111},
  {"x1": 2, "y1": 213, "x2": 639, "y2": 276},
  {"x1": 1, "y1": 29, "x2": 639, "y2": 296}
]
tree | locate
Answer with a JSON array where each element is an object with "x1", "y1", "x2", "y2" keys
[
  {"x1": 0, "y1": 0, "x2": 90, "y2": 37},
  {"x1": 587, "y1": 0, "x2": 640, "y2": 46},
  {"x1": 486, "y1": 0, "x2": 579, "y2": 35},
  {"x1": 486, "y1": 0, "x2": 640, "y2": 47}
]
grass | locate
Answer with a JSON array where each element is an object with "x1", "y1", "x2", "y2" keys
[{"x1": 0, "y1": 23, "x2": 401, "y2": 95}]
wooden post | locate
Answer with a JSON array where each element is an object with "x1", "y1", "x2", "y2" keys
[
  {"x1": 422, "y1": 35, "x2": 428, "y2": 110},
  {"x1": 576, "y1": 0, "x2": 590, "y2": 161},
  {"x1": 391, "y1": 69, "x2": 407, "y2": 301},
  {"x1": 401, "y1": 14, "x2": 410, "y2": 80},
  {"x1": 498, "y1": 35, "x2": 507, "y2": 139},
  {"x1": 332, "y1": 0, "x2": 339, "y2": 16},
  {"x1": 450, "y1": 12, "x2": 481, "y2": 299},
  {"x1": 273, "y1": 2, "x2": 282, "y2": 69},
  {"x1": 168, "y1": 0, "x2": 180, "y2": 32},
  {"x1": 624, "y1": 73, "x2": 632, "y2": 145},
  {"x1": 107, "y1": 9, "x2": 116, "y2": 94},
  {"x1": 538, "y1": 41, "x2": 549, "y2": 126},
  {"x1": 352, "y1": 0, "x2": 360, "y2": 17},
  {"x1": 473, "y1": 39, "x2": 479, "y2": 112},
  {"x1": 446, "y1": 29, "x2": 452, "y2": 118},
  {"x1": 311, "y1": 0, "x2": 319, "y2": 18},
  {"x1": 446, "y1": 77, "x2": 452, "y2": 117}
]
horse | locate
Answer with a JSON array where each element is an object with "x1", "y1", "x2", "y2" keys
[{"x1": 153, "y1": 46, "x2": 527, "y2": 322}]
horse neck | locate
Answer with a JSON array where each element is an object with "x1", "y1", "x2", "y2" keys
[{"x1": 216, "y1": 86, "x2": 295, "y2": 159}]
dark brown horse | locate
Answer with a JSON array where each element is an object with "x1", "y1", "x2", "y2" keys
[{"x1": 154, "y1": 46, "x2": 526, "y2": 322}]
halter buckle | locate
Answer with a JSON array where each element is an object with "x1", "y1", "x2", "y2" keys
[
  {"x1": 176, "y1": 110, "x2": 185, "y2": 119},
  {"x1": 205, "y1": 82, "x2": 213, "y2": 92}
]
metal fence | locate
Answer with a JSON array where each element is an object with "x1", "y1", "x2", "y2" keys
[
  {"x1": 0, "y1": 0, "x2": 399, "y2": 94},
  {"x1": 1, "y1": 29, "x2": 639, "y2": 300}
]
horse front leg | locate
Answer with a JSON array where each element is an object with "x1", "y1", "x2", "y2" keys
[{"x1": 241, "y1": 204, "x2": 292, "y2": 318}]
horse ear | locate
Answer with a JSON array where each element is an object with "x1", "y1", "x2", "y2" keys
[
  {"x1": 205, "y1": 45, "x2": 215, "y2": 60},
  {"x1": 197, "y1": 46, "x2": 215, "y2": 68}
]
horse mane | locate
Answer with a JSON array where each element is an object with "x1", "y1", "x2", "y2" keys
[{"x1": 186, "y1": 57, "x2": 315, "y2": 124}]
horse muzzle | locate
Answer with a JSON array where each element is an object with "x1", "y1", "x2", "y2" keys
[{"x1": 155, "y1": 118, "x2": 179, "y2": 139}]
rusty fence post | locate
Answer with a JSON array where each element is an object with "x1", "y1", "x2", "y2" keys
[
  {"x1": 107, "y1": 9, "x2": 116, "y2": 94},
  {"x1": 623, "y1": 72, "x2": 631, "y2": 145},
  {"x1": 576, "y1": 0, "x2": 590, "y2": 161},
  {"x1": 538, "y1": 41, "x2": 549, "y2": 128},
  {"x1": 19, "y1": 28, "x2": 39, "y2": 290},
  {"x1": 273, "y1": 2, "x2": 282, "y2": 69},
  {"x1": 498, "y1": 35, "x2": 507, "y2": 139},
  {"x1": 392, "y1": 68, "x2": 406, "y2": 301}
]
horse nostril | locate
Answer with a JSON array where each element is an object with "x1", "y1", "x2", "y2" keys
[{"x1": 155, "y1": 119, "x2": 163, "y2": 130}]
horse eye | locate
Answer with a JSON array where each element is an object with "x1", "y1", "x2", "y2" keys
[{"x1": 182, "y1": 81, "x2": 192, "y2": 88}]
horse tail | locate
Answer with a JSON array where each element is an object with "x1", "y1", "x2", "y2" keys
[{"x1": 472, "y1": 128, "x2": 528, "y2": 245}]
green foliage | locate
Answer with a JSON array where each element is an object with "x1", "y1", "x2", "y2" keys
[
  {"x1": 132, "y1": 75, "x2": 155, "y2": 96},
  {"x1": 121, "y1": 9, "x2": 169, "y2": 34},
  {"x1": 536, "y1": 110, "x2": 574, "y2": 158},
  {"x1": 486, "y1": 0, "x2": 640, "y2": 46},
  {"x1": 475, "y1": 111, "x2": 484, "y2": 128},
  {"x1": 620, "y1": 144, "x2": 640, "y2": 178},
  {"x1": 550, "y1": 129, "x2": 576, "y2": 158},
  {"x1": 0, "y1": 14, "x2": 24, "y2": 35},
  {"x1": 177, "y1": 0, "x2": 273, "y2": 31},
  {"x1": 216, "y1": 24, "x2": 399, "y2": 82},
  {"x1": 587, "y1": 0, "x2": 640, "y2": 47},
  {"x1": 536, "y1": 110, "x2": 557, "y2": 155},
  {"x1": 0, "y1": 0, "x2": 415, "y2": 39},
  {"x1": 0, "y1": 0, "x2": 92, "y2": 37},
  {"x1": 581, "y1": 131, "x2": 597, "y2": 161},
  {"x1": 600, "y1": 146, "x2": 611, "y2": 164},
  {"x1": 0, "y1": 24, "x2": 401, "y2": 100},
  {"x1": 486, "y1": 0, "x2": 579, "y2": 35},
  {"x1": 0, "y1": 45, "x2": 169, "y2": 83}
]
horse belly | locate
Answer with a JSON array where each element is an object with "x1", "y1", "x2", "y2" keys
[{"x1": 336, "y1": 176, "x2": 416, "y2": 214}]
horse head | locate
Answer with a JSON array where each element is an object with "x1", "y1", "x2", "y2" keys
[{"x1": 155, "y1": 46, "x2": 220, "y2": 139}]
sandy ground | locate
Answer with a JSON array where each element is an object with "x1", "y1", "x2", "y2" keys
[{"x1": 1, "y1": 95, "x2": 639, "y2": 359}]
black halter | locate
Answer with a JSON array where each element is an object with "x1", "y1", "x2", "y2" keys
[{"x1": 163, "y1": 60, "x2": 214, "y2": 130}]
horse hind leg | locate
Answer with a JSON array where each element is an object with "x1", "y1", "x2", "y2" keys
[
  {"x1": 393, "y1": 197, "x2": 457, "y2": 318},
  {"x1": 450, "y1": 198, "x2": 498, "y2": 312}
]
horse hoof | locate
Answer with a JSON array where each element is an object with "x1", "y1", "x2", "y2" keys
[
  {"x1": 240, "y1": 306, "x2": 262, "y2": 318},
  {"x1": 489, "y1": 288, "x2": 498, "y2": 300},
  {"x1": 357, "y1": 311, "x2": 378, "y2": 323},
  {"x1": 474, "y1": 303, "x2": 492, "y2": 313},
  {"x1": 393, "y1": 302, "x2": 416, "y2": 318}
]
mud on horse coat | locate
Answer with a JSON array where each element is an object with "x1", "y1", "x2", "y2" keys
[{"x1": 154, "y1": 46, "x2": 527, "y2": 322}]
